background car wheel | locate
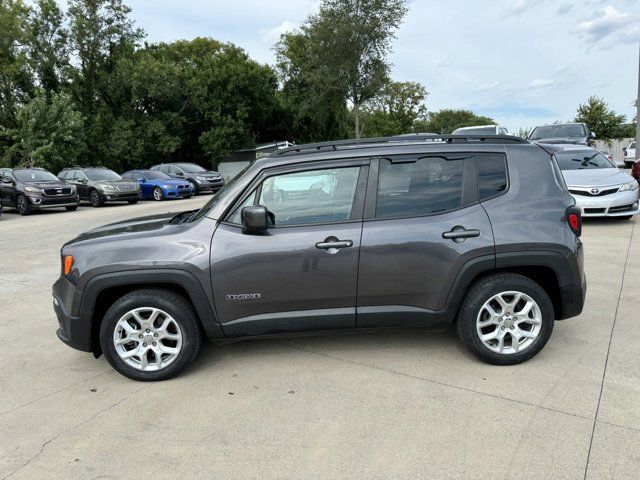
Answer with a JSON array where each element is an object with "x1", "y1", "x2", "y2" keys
[
  {"x1": 16, "y1": 194, "x2": 32, "y2": 216},
  {"x1": 100, "y1": 288, "x2": 202, "y2": 381},
  {"x1": 89, "y1": 190, "x2": 104, "y2": 207},
  {"x1": 456, "y1": 273, "x2": 554, "y2": 365},
  {"x1": 65, "y1": 205, "x2": 78, "y2": 211},
  {"x1": 189, "y1": 181, "x2": 200, "y2": 195},
  {"x1": 152, "y1": 187, "x2": 164, "y2": 201},
  {"x1": 127, "y1": 199, "x2": 139, "y2": 204},
  {"x1": 184, "y1": 195, "x2": 193, "y2": 199}
]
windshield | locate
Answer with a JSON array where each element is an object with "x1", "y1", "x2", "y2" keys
[
  {"x1": 530, "y1": 124, "x2": 586, "y2": 139},
  {"x1": 555, "y1": 151, "x2": 616, "y2": 170},
  {"x1": 13, "y1": 169, "x2": 59, "y2": 182},
  {"x1": 192, "y1": 164, "x2": 251, "y2": 222},
  {"x1": 85, "y1": 169, "x2": 122, "y2": 181},
  {"x1": 142, "y1": 171, "x2": 171, "y2": 180},
  {"x1": 631, "y1": 142, "x2": 636, "y2": 149},
  {"x1": 176, "y1": 163, "x2": 207, "y2": 173},
  {"x1": 455, "y1": 126, "x2": 495, "y2": 135}
]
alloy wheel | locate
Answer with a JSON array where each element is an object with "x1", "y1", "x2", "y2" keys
[
  {"x1": 476, "y1": 291, "x2": 542, "y2": 354},
  {"x1": 113, "y1": 307, "x2": 183, "y2": 371},
  {"x1": 17, "y1": 196, "x2": 26, "y2": 214},
  {"x1": 153, "y1": 188, "x2": 163, "y2": 201},
  {"x1": 90, "y1": 191, "x2": 100, "y2": 206}
]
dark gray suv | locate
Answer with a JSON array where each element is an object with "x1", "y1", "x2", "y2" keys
[{"x1": 53, "y1": 135, "x2": 586, "y2": 381}]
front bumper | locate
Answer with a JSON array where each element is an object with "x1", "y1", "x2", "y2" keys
[
  {"x1": 193, "y1": 178, "x2": 224, "y2": 191},
  {"x1": 28, "y1": 194, "x2": 79, "y2": 209},
  {"x1": 570, "y1": 190, "x2": 640, "y2": 217},
  {"x1": 163, "y1": 186, "x2": 194, "y2": 198},
  {"x1": 52, "y1": 276, "x2": 92, "y2": 352},
  {"x1": 99, "y1": 190, "x2": 141, "y2": 202}
]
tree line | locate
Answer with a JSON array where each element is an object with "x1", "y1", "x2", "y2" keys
[{"x1": 2, "y1": 0, "x2": 633, "y2": 173}]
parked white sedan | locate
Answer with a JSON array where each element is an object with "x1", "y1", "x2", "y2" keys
[{"x1": 556, "y1": 147, "x2": 639, "y2": 219}]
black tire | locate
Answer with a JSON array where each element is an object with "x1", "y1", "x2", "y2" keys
[
  {"x1": 16, "y1": 194, "x2": 32, "y2": 216},
  {"x1": 100, "y1": 288, "x2": 202, "y2": 381},
  {"x1": 65, "y1": 205, "x2": 78, "y2": 211},
  {"x1": 189, "y1": 180, "x2": 200, "y2": 195},
  {"x1": 184, "y1": 195, "x2": 193, "y2": 199},
  {"x1": 456, "y1": 273, "x2": 554, "y2": 365},
  {"x1": 89, "y1": 190, "x2": 104, "y2": 207},
  {"x1": 152, "y1": 187, "x2": 164, "y2": 201},
  {"x1": 127, "y1": 199, "x2": 139, "y2": 205}
]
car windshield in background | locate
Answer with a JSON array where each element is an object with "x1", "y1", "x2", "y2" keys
[
  {"x1": 176, "y1": 163, "x2": 207, "y2": 173},
  {"x1": 85, "y1": 169, "x2": 122, "y2": 181},
  {"x1": 192, "y1": 164, "x2": 251, "y2": 222},
  {"x1": 530, "y1": 125, "x2": 586, "y2": 139},
  {"x1": 457, "y1": 127, "x2": 495, "y2": 135},
  {"x1": 555, "y1": 151, "x2": 615, "y2": 170},
  {"x1": 13, "y1": 170, "x2": 59, "y2": 182},
  {"x1": 143, "y1": 171, "x2": 171, "y2": 180},
  {"x1": 631, "y1": 142, "x2": 636, "y2": 149}
]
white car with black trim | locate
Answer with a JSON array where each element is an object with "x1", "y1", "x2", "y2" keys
[{"x1": 555, "y1": 147, "x2": 639, "y2": 219}]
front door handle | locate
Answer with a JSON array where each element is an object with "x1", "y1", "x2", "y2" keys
[
  {"x1": 442, "y1": 226, "x2": 480, "y2": 243},
  {"x1": 316, "y1": 236, "x2": 353, "y2": 252}
]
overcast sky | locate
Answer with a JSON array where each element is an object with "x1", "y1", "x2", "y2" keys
[{"x1": 126, "y1": 0, "x2": 639, "y2": 132}]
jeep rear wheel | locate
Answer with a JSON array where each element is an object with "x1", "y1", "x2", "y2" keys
[
  {"x1": 100, "y1": 289, "x2": 202, "y2": 381},
  {"x1": 456, "y1": 273, "x2": 554, "y2": 365}
]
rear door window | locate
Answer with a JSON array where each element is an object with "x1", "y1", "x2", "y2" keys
[{"x1": 375, "y1": 156, "x2": 467, "y2": 218}]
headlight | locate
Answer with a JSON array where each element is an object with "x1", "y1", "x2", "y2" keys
[
  {"x1": 619, "y1": 181, "x2": 639, "y2": 192},
  {"x1": 196, "y1": 176, "x2": 207, "y2": 180},
  {"x1": 99, "y1": 184, "x2": 115, "y2": 191},
  {"x1": 24, "y1": 186, "x2": 42, "y2": 193},
  {"x1": 162, "y1": 184, "x2": 171, "y2": 189},
  {"x1": 69, "y1": 185, "x2": 77, "y2": 193}
]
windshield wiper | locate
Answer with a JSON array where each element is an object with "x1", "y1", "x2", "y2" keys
[{"x1": 170, "y1": 209, "x2": 199, "y2": 224}]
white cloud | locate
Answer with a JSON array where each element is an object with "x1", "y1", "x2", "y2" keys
[
  {"x1": 578, "y1": 5, "x2": 640, "y2": 45},
  {"x1": 475, "y1": 81, "x2": 501, "y2": 92},
  {"x1": 259, "y1": 20, "x2": 297, "y2": 43},
  {"x1": 528, "y1": 79, "x2": 557, "y2": 89}
]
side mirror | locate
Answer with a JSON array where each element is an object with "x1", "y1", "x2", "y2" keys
[
  {"x1": 78, "y1": 178, "x2": 87, "y2": 184},
  {"x1": 590, "y1": 131, "x2": 596, "y2": 139},
  {"x1": 136, "y1": 177, "x2": 144, "y2": 182},
  {"x1": 175, "y1": 171, "x2": 184, "y2": 176},
  {"x1": 2, "y1": 176, "x2": 13, "y2": 184},
  {"x1": 241, "y1": 205, "x2": 269, "y2": 232}
]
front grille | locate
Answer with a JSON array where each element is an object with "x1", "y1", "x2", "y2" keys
[
  {"x1": 178, "y1": 185, "x2": 190, "y2": 189},
  {"x1": 43, "y1": 187, "x2": 72, "y2": 196},
  {"x1": 569, "y1": 187, "x2": 619, "y2": 197},
  {"x1": 116, "y1": 184, "x2": 136, "y2": 192}
]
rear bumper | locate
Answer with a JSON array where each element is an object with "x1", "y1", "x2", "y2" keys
[{"x1": 52, "y1": 276, "x2": 92, "y2": 352}]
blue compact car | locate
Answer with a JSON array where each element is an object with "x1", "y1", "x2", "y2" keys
[{"x1": 122, "y1": 170, "x2": 194, "y2": 201}]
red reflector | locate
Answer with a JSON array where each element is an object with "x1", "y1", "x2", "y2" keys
[{"x1": 568, "y1": 213, "x2": 579, "y2": 231}]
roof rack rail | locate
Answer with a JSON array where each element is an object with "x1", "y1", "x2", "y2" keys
[{"x1": 272, "y1": 134, "x2": 528, "y2": 157}]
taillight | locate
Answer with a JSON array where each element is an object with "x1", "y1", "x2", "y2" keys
[{"x1": 566, "y1": 206, "x2": 582, "y2": 237}]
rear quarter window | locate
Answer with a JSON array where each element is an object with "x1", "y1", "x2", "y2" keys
[{"x1": 476, "y1": 153, "x2": 508, "y2": 200}]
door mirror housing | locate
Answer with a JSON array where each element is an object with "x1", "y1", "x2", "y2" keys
[
  {"x1": 590, "y1": 131, "x2": 596, "y2": 139},
  {"x1": 175, "y1": 171, "x2": 184, "y2": 176},
  {"x1": 241, "y1": 205, "x2": 269, "y2": 232},
  {"x1": 2, "y1": 176, "x2": 13, "y2": 184}
]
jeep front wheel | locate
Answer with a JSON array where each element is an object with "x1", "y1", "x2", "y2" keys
[
  {"x1": 100, "y1": 289, "x2": 202, "y2": 381},
  {"x1": 456, "y1": 273, "x2": 554, "y2": 365}
]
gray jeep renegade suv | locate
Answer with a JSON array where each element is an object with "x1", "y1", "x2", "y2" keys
[{"x1": 53, "y1": 135, "x2": 586, "y2": 381}]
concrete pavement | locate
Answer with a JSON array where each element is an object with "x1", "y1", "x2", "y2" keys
[{"x1": 0, "y1": 198, "x2": 638, "y2": 479}]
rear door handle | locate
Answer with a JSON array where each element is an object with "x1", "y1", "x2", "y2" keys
[{"x1": 442, "y1": 226, "x2": 480, "y2": 243}]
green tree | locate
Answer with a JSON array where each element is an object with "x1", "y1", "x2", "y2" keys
[
  {"x1": 414, "y1": 109, "x2": 495, "y2": 134},
  {"x1": 105, "y1": 38, "x2": 284, "y2": 170},
  {"x1": 0, "y1": 0, "x2": 32, "y2": 131},
  {"x1": 8, "y1": 91, "x2": 85, "y2": 171},
  {"x1": 358, "y1": 80, "x2": 428, "y2": 137},
  {"x1": 275, "y1": 32, "x2": 349, "y2": 143},
  {"x1": 289, "y1": 0, "x2": 408, "y2": 139},
  {"x1": 26, "y1": 0, "x2": 69, "y2": 94},
  {"x1": 574, "y1": 96, "x2": 626, "y2": 140}
]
